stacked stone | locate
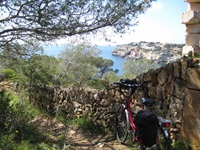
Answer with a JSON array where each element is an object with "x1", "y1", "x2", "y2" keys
[{"x1": 181, "y1": 0, "x2": 200, "y2": 56}]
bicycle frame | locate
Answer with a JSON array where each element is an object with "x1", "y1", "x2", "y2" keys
[
  {"x1": 114, "y1": 79, "x2": 171, "y2": 149},
  {"x1": 125, "y1": 97, "x2": 136, "y2": 131}
]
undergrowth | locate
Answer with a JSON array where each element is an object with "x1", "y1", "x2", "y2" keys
[{"x1": 70, "y1": 115, "x2": 107, "y2": 134}]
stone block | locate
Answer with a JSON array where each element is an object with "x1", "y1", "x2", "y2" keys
[
  {"x1": 185, "y1": 0, "x2": 200, "y2": 2},
  {"x1": 186, "y1": 68, "x2": 200, "y2": 90},
  {"x1": 182, "y1": 88, "x2": 200, "y2": 146},
  {"x1": 185, "y1": 33, "x2": 200, "y2": 45},
  {"x1": 186, "y1": 23, "x2": 200, "y2": 33},
  {"x1": 181, "y1": 10, "x2": 200, "y2": 24},
  {"x1": 188, "y1": 2, "x2": 200, "y2": 11}
]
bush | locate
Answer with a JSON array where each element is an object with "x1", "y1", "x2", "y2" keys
[
  {"x1": 71, "y1": 116, "x2": 104, "y2": 134},
  {"x1": 0, "y1": 68, "x2": 17, "y2": 82},
  {"x1": 88, "y1": 79, "x2": 109, "y2": 89}
]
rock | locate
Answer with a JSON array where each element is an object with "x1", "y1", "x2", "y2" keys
[
  {"x1": 188, "y1": 2, "x2": 200, "y2": 11},
  {"x1": 181, "y1": 10, "x2": 200, "y2": 24},
  {"x1": 182, "y1": 88, "x2": 200, "y2": 146},
  {"x1": 185, "y1": 33, "x2": 200, "y2": 46},
  {"x1": 157, "y1": 67, "x2": 168, "y2": 85},
  {"x1": 186, "y1": 68, "x2": 200, "y2": 90},
  {"x1": 186, "y1": 23, "x2": 200, "y2": 33},
  {"x1": 185, "y1": 0, "x2": 200, "y2": 2}
]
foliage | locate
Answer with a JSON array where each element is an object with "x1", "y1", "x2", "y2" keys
[
  {"x1": 194, "y1": 52, "x2": 200, "y2": 57},
  {"x1": 88, "y1": 79, "x2": 109, "y2": 89},
  {"x1": 0, "y1": 40, "x2": 44, "y2": 63},
  {"x1": 71, "y1": 115, "x2": 104, "y2": 134},
  {"x1": 171, "y1": 138, "x2": 192, "y2": 150},
  {"x1": 122, "y1": 59, "x2": 160, "y2": 79},
  {"x1": 58, "y1": 42, "x2": 117, "y2": 86},
  {"x1": 16, "y1": 54, "x2": 59, "y2": 102},
  {"x1": 58, "y1": 42, "x2": 100, "y2": 86},
  {"x1": 102, "y1": 71, "x2": 122, "y2": 83},
  {"x1": 0, "y1": 68, "x2": 17, "y2": 81},
  {"x1": 0, "y1": 0, "x2": 155, "y2": 50},
  {"x1": 0, "y1": 89, "x2": 58, "y2": 150},
  {"x1": 91, "y1": 57, "x2": 118, "y2": 77}
]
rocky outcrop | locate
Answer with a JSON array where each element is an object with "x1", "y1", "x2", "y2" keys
[
  {"x1": 112, "y1": 41, "x2": 183, "y2": 64},
  {"x1": 38, "y1": 58, "x2": 200, "y2": 148}
]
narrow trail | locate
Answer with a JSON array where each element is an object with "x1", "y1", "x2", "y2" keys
[{"x1": 30, "y1": 116, "x2": 138, "y2": 150}]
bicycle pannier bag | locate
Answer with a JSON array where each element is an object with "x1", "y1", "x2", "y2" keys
[{"x1": 134, "y1": 110, "x2": 159, "y2": 147}]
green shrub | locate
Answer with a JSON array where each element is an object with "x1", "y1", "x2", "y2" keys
[
  {"x1": 0, "y1": 68, "x2": 17, "y2": 81},
  {"x1": 88, "y1": 79, "x2": 109, "y2": 89},
  {"x1": 71, "y1": 116, "x2": 103, "y2": 133},
  {"x1": 171, "y1": 138, "x2": 192, "y2": 150}
]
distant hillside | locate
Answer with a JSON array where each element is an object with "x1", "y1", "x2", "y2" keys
[{"x1": 112, "y1": 41, "x2": 184, "y2": 64}]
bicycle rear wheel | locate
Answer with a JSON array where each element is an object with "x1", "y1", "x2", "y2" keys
[
  {"x1": 156, "y1": 127, "x2": 171, "y2": 150},
  {"x1": 115, "y1": 105, "x2": 129, "y2": 143}
]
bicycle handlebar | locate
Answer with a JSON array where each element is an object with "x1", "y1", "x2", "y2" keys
[{"x1": 113, "y1": 79, "x2": 146, "y2": 89}]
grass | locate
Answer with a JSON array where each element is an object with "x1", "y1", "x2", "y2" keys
[{"x1": 70, "y1": 115, "x2": 106, "y2": 134}]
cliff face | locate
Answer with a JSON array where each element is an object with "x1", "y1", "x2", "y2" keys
[{"x1": 112, "y1": 41, "x2": 184, "y2": 64}]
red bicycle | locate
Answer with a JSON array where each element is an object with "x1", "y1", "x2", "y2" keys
[{"x1": 114, "y1": 79, "x2": 172, "y2": 150}]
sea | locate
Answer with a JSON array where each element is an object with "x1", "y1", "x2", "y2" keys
[{"x1": 43, "y1": 45, "x2": 126, "y2": 75}]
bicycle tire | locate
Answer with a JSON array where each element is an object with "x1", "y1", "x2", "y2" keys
[
  {"x1": 115, "y1": 104, "x2": 129, "y2": 143},
  {"x1": 156, "y1": 126, "x2": 171, "y2": 150}
]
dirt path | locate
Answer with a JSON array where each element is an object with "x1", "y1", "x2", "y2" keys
[
  {"x1": 66, "y1": 125, "x2": 135, "y2": 150},
  {"x1": 30, "y1": 116, "x2": 138, "y2": 150}
]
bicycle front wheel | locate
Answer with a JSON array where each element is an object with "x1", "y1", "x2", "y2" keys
[{"x1": 115, "y1": 105, "x2": 129, "y2": 143}]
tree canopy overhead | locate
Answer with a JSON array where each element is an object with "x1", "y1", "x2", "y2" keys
[{"x1": 0, "y1": 0, "x2": 155, "y2": 49}]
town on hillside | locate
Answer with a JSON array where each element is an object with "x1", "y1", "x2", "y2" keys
[{"x1": 112, "y1": 41, "x2": 184, "y2": 64}]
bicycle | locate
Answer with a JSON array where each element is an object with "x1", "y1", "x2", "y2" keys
[{"x1": 114, "y1": 79, "x2": 172, "y2": 150}]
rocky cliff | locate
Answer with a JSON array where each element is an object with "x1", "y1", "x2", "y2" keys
[{"x1": 112, "y1": 41, "x2": 184, "y2": 64}]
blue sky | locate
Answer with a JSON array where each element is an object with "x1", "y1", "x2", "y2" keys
[
  {"x1": 92, "y1": 0, "x2": 188, "y2": 45},
  {"x1": 57, "y1": 0, "x2": 188, "y2": 46}
]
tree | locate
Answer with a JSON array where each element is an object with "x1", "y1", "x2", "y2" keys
[
  {"x1": 58, "y1": 42, "x2": 100, "y2": 86},
  {"x1": 58, "y1": 42, "x2": 118, "y2": 86},
  {"x1": 0, "y1": 0, "x2": 155, "y2": 49},
  {"x1": 122, "y1": 59, "x2": 160, "y2": 79},
  {"x1": 17, "y1": 54, "x2": 59, "y2": 103},
  {"x1": 91, "y1": 57, "x2": 118, "y2": 77}
]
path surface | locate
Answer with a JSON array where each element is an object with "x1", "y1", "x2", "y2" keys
[{"x1": 30, "y1": 116, "x2": 138, "y2": 150}]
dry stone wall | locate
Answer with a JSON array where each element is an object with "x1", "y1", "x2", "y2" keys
[
  {"x1": 39, "y1": 58, "x2": 200, "y2": 148},
  {"x1": 136, "y1": 58, "x2": 200, "y2": 148}
]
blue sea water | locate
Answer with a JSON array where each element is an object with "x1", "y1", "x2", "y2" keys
[
  {"x1": 43, "y1": 45, "x2": 126, "y2": 75},
  {"x1": 98, "y1": 46, "x2": 126, "y2": 75}
]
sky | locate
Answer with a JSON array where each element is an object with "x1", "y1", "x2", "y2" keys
[
  {"x1": 56, "y1": 0, "x2": 188, "y2": 46},
  {"x1": 90, "y1": 0, "x2": 188, "y2": 46}
]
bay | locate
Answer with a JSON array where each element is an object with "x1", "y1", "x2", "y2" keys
[
  {"x1": 98, "y1": 46, "x2": 126, "y2": 75},
  {"x1": 43, "y1": 45, "x2": 126, "y2": 75}
]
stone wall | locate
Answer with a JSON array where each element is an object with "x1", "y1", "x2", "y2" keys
[
  {"x1": 181, "y1": 0, "x2": 200, "y2": 56},
  {"x1": 39, "y1": 58, "x2": 200, "y2": 148},
  {"x1": 136, "y1": 58, "x2": 200, "y2": 148}
]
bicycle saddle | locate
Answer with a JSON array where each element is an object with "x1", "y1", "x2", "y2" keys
[{"x1": 142, "y1": 97, "x2": 156, "y2": 107}]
